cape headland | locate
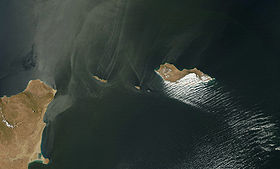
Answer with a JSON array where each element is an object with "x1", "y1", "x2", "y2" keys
[
  {"x1": 155, "y1": 63, "x2": 212, "y2": 83},
  {"x1": 0, "y1": 79, "x2": 56, "y2": 169}
]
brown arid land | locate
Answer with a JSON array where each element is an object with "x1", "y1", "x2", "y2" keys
[
  {"x1": 155, "y1": 63, "x2": 212, "y2": 82},
  {"x1": 0, "y1": 79, "x2": 56, "y2": 169},
  {"x1": 92, "y1": 75, "x2": 108, "y2": 83}
]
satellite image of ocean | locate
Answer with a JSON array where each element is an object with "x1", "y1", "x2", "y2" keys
[{"x1": 1, "y1": 0, "x2": 280, "y2": 169}]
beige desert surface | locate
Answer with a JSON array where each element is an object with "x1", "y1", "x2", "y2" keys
[{"x1": 0, "y1": 79, "x2": 56, "y2": 169}]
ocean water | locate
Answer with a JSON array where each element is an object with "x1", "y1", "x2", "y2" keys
[
  {"x1": 1, "y1": 0, "x2": 280, "y2": 169},
  {"x1": 34, "y1": 85, "x2": 220, "y2": 169},
  {"x1": 28, "y1": 79, "x2": 280, "y2": 169},
  {"x1": 161, "y1": 79, "x2": 280, "y2": 168}
]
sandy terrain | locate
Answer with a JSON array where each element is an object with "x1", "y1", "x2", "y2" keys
[{"x1": 0, "y1": 80, "x2": 56, "y2": 169}]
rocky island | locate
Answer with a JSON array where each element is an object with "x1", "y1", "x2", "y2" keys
[
  {"x1": 155, "y1": 63, "x2": 212, "y2": 83},
  {"x1": 0, "y1": 80, "x2": 56, "y2": 169},
  {"x1": 92, "y1": 75, "x2": 108, "y2": 83},
  {"x1": 134, "y1": 86, "x2": 141, "y2": 90}
]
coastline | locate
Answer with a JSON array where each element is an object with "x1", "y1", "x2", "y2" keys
[
  {"x1": 28, "y1": 80, "x2": 56, "y2": 165},
  {"x1": 155, "y1": 63, "x2": 212, "y2": 83},
  {"x1": 0, "y1": 79, "x2": 56, "y2": 169}
]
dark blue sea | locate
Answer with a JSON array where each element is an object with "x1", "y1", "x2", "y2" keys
[{"x1": 0, "y1": 0, "x2": 280, "y2": 168}]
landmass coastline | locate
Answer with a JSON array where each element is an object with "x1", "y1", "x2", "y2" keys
[
  {"x1": 155, "y1": 63, "x2": 212, "y2": 83},
  {"x1": 0, "y1": 79, "x2": 56, "y2": 169}
]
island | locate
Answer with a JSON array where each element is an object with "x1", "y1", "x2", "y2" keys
[
  {"x1": 134, "y1": 86, "x2": 141, "y2": 90},
  {"x1": 0, "y1": 79, "x2": 56, "y2": 169},
  {"x1": 92, "y1": 75, "x2": 108, "y2": 83},
  {"x1": 155, "y1": 63, "x2": 212, "y2": 83}
]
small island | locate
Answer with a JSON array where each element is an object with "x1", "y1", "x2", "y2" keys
[
  {"x1": 155, "y1": 63, "x2": 212, "y2": 83},
  {"x1": 0, "y1": 79, "x2": 56, "y2": 169},
  {"x1": 134, "y1": 86, "x2": 141, "y2": 90},
  {"x1": 92, "y1": 75, "x2": 108, "y2": 83}
]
